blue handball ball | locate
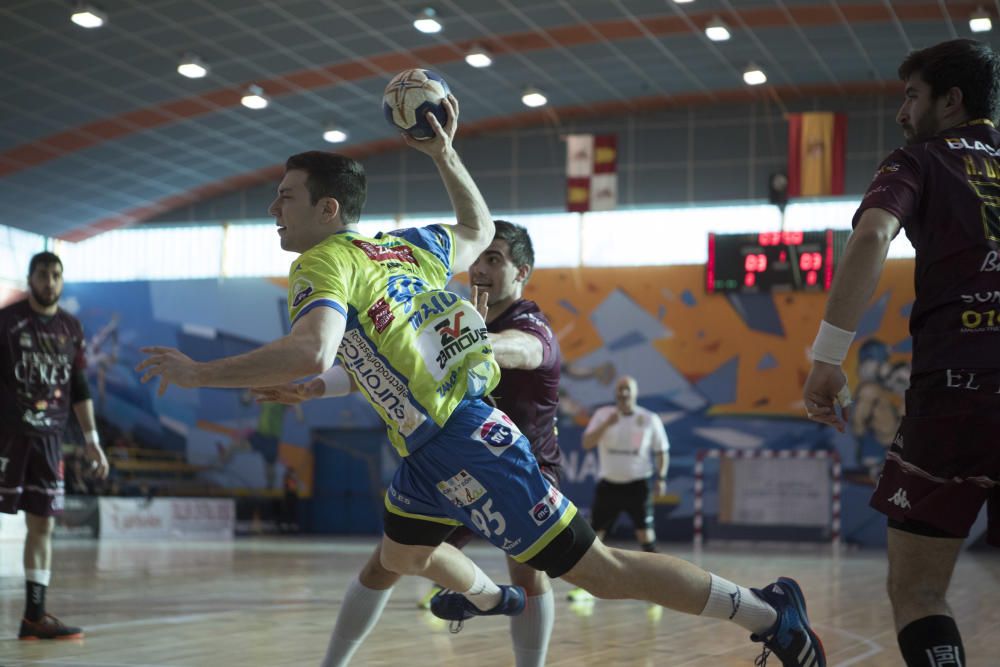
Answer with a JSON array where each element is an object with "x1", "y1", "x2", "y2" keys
[{"x1": 382, "y1": 68, "x2": 451, "y2": 140}]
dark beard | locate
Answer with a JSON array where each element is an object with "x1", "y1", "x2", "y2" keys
[{"x1": 30, "y1": 284, "x2": 60, "y2": 307}]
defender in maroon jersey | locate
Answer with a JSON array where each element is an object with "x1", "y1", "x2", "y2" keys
[
  {"x1": 0, "y1": 252, "x2": 109, "y2": 640},
  {"x1": 803, "y1": 39, "x2": 1000, "y2": 666}
]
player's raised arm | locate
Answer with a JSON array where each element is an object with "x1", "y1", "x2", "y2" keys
[
  {"x1": 402, "y1": 95, "x2": 494, "y2": 271},
  {"x1": 136, "y1": 307, "x2": 345, "y2": 396}
]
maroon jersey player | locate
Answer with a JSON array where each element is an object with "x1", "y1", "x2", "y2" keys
[
  {"x1": 0, "y1": 252, "x2": 109, "y2": 640},
  {"x1": 803, "y1": 39, "x2": 1000, "y2": 667}
]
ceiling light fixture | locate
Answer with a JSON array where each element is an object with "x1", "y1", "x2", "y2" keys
[
  {"x1": 177, "y1": 54, "x2": 209, "y2": 79},
  {"x1": 413, "y1": 8, "x2": 442, "y2": 34},
  {"x1": 240, "y1": 85, "x2": 269, "y2": 110},
  {"x1": 465, "y1": 45, "x2": 493, "y2": 68},
  {"x1": 323, "y1": 126, "x2": 348, "y2": 143},
  {"x1": 673, "y1": 0, "x2": 695, "y2": 4},
  {"x1": 743, "y1": 64, "x2": 767, "y2": 86},
  {"x1": 521, "y1": 87, "x2": 547, "y2": 108},
  {"x1": 705, "y1": 17, "x2": 731, "y2": 42},
  {"x1": 71, "y1": 3, "x2": 107, "y2": 28},
  {"x1": 970, "y1": 7, "x2": 992, "y2": 33}
]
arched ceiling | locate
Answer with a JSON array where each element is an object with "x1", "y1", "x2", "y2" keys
[{"x1": 2, "y1": 0, "x2": 996, "y2": 240}]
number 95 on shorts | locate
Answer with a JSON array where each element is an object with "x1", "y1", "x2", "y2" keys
[{"x1": 385, "y1": 400, "x2": 578, "y2": 563}]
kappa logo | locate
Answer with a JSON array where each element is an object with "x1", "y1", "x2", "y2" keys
[
  {"x1": 892, "y1": 432, "x2": 904, "y2": 449},
  {"x1": 888, "y1": 488, "x2": 911, "y2": 509},
  {"x1": 291, "y1": 278, "x2": 314, "y2": 308}
]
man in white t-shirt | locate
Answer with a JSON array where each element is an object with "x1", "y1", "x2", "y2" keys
[
  {"x1": 584, "y1": 376, "x2": 669, "y2": 543},
  {"x1": 567, "y1": 376, "x2": 669, "y2": 603}
]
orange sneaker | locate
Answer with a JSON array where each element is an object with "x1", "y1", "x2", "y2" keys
[{"x1": 18, "y1": 613, "x2": 83, "y2": 640}]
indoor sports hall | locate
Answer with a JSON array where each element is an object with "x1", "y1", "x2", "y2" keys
[{"x1": 2, "y1": 2, "x2": 998, "y2": 666}]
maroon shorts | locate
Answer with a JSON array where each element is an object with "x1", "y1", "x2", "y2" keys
[
  {"x1": 446, "y1": 463, "x2": 561, "y2": 550},
  {"x1": 0, "y1": 432, "x2": 65, "y2": 517},
  {"x1": 869, "y1": 370, "x2": 1000, "y2": 546}
]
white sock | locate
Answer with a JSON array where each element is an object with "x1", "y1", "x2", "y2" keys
[
  {"x1": 322, "y1": 577, "x2": 393, "y2": 667},
  {"x1": 462, "y1": 562, "x2": 502, "y2": 611},
  {"x1": 25, "y1": 569, "x2": 51, "y2": 586},
  {"x1": 510, "y1": 590, "x2": 554, "y2": 667},
  {"x1": 700, "y1": 573, "x2": 777, "y2": 635}
]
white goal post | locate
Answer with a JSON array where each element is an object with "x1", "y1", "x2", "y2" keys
[{"x1": 694, "y1": 449, "x2": 841, "y2": 547}]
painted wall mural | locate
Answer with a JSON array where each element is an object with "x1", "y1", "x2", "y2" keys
[{"x1": 32, "y1": 258, "x2": 920, "y2": 544}]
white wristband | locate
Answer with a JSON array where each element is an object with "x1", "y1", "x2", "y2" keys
[
  {"x1": 319, "y1": 365, "x2": 352, "y2": 398},
  {"x1": 811, "y1": 320, "x2": 856, "y2": 365},
  {"x1": 84, "y1": 429, "x2": 100, "y2": 446}
]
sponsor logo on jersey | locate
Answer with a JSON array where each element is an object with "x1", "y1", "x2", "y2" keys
[
  {"x1": 340, "y1": 328, "x2": 425, "y2": 436},
  {"x1": 981, "y1": 249, "x2": 1000, "y2": 272},
  {"x1": 415, "y1": 302, "x2": 489, "y2": 382},
  {"x1": 407, "y1": 291, "x2": 460, "y2": 331},
  {"x1": 944, "y1": 137, "x2": 1000, "y2": 156},
  {"x1": 875, "y1": 162, "x2": 900, "y2": 176},
  {"x1": 436, "y1": 469, "x2": 487, "y2": 508},
  {"x1": 367, "y1": 298, "x2": 394, "y2": 333},
  {"x1": 471, "y1": 408, "x2": 522, "y2": 457},
  {"x1": 529, "y1": 485, "x2": 564, "y2": 526},
  {"x1": 352, "y1": 239, "x2": 419, "y2": 265},
  {"x1": 961, "y1": 291, "x2": 1000, "y2": 304},
  {"x1": 387, "y1": 274, "x2": 429, "y2": 314},
  {"x1": 19, "y1": 332, "x2": 32, "y2": 349},
  {"x1": 291, "y1": 278, "x2": 314, "y2": 308}
]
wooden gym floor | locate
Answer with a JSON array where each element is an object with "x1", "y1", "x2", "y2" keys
[{"x1": 0, "y1": 537, "x2": 997, "y2": 666}]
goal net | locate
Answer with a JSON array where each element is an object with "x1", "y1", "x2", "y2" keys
[{"x1": 694, "y1": 449, "x2": 841, "y2": 546}]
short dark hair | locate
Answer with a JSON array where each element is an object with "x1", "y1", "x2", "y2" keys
[
  {"x1": 898, "y1": 39, "x2": 1000, "y2": 122},
  {"x1": 284, "y1": 151, "x2": 367, "y2": 225},
  {"x1": 493, "y1": 220, "x2": 535, "y2": 277},
  {"x1": 28, "y1": 251, "x2": 62, "y2": 277}
]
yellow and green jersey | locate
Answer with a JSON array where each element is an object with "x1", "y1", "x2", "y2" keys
[{"x1": 286, "y1": 225, "x2": 499, "y2": 456}]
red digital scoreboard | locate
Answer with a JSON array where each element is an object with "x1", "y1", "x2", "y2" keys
[{"x1": 706, "y1": 230, "x2": 849, "y2": 293}]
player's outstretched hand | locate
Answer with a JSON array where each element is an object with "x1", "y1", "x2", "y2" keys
[
  {"x1": 251, "y1": 378, "x2": 324, "y2": 405},
  {"x1": 136, "y1": 346, "x2": 201, "y2": 396},
  {"x1": 403, "y1": 94, "x2": 458, "y2": 158},
  {"x1": 803, "y1": 360, "x2": 851, "y2": 432},
  {"x1": 470, "y1": 284, "x2": 489, "y2": 321}
]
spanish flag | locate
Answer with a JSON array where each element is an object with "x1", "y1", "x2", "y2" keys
[
  {"x1": 787, "y1": 112, "x2": 846, "y2": 197},
  {"x1": 566, "y1": 134, "x2": 617, "y2": 212}
]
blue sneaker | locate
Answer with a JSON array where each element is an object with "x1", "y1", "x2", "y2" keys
[
  {"x1": 429, "y1": 585, "x2": 526, "y2": 633},
  {"x1": 750, "y1": 577, "x2": 825, "y2": 667}
]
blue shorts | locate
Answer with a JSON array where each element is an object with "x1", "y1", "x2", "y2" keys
[{"x1": 385, "y1": 399, "x2": 577, "y2": 563}]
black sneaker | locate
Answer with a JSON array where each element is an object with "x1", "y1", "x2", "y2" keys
[
  {"x1": 429, "y1": 585, "x2": 525, "y2": 633},
  {"x1": 750, "y1": 578, "x2": 825, "y2": 666},
  {"x1": 19, "y1": 613, "x2": 84, "y2": 640}
]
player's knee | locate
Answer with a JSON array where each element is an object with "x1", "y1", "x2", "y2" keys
[
  {"x1": 380, "y1": 543, "x2": 431, "y2": 575},
  {"x1": 24, "y1": 513, "x2": 54, "y2": 538}
]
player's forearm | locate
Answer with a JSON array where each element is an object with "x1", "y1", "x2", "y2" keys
[
  {"x1": 582, "y1": 424, "x2": 607, "y2": 450},
  {"x1": 823, "y1": 225, "x2": 894, "y2": 330},
  {"x1": 72, "y1": 399, "x2": 97, "y2": 433},
  {"x1": 197, "y1": 335, "x2": 332, "y2": 388},
  {"x1": 433, "y1": 149, "x2": 493, "y2": 244},
  {"x1": 655, "y1": 453, "x2": 669, "y2": 479},
  {"x1": 489, "y1": 331, "x2": 543, "y2": 370}
]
